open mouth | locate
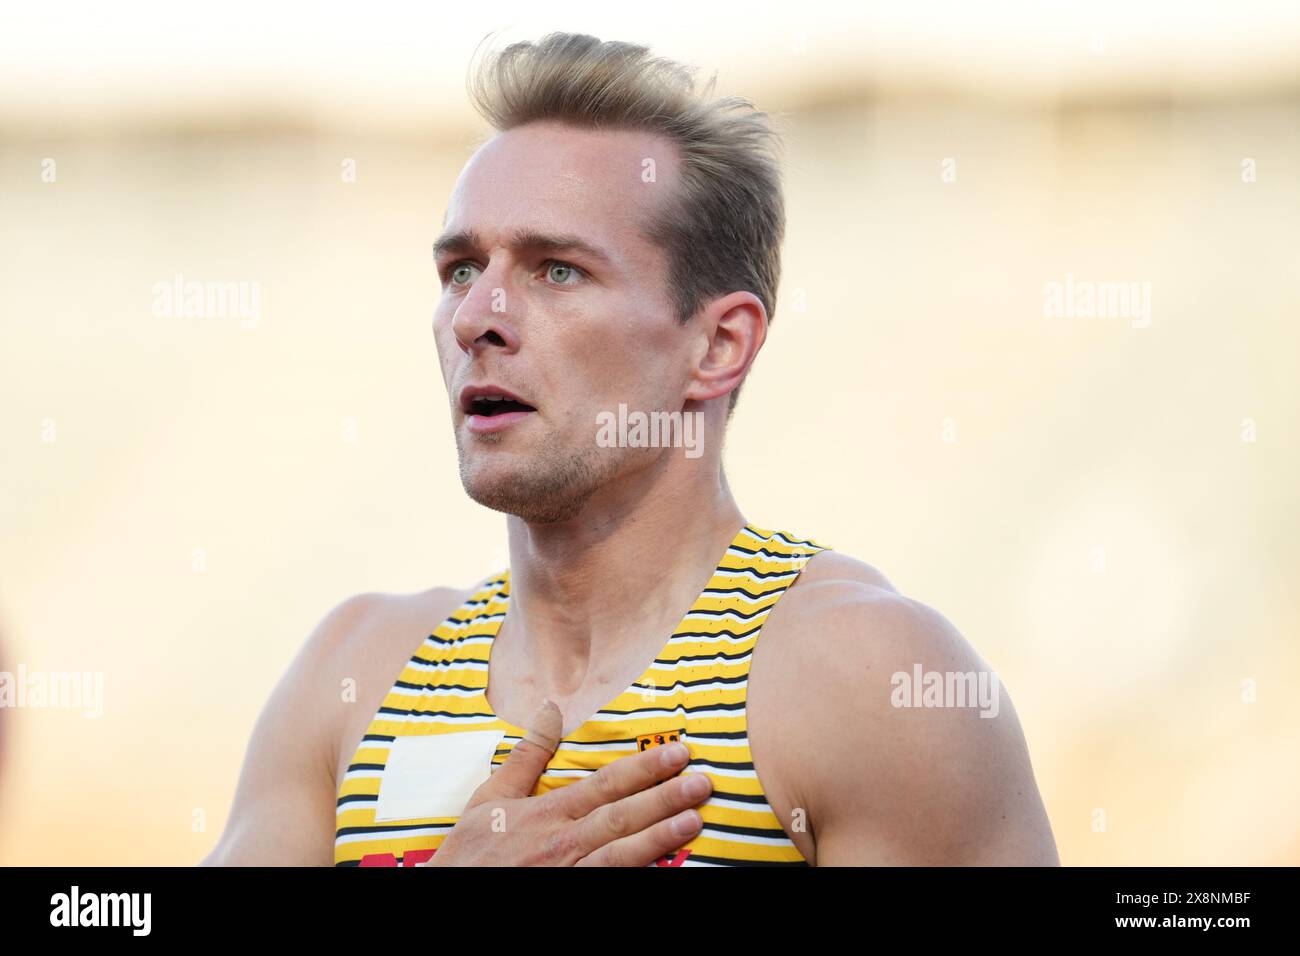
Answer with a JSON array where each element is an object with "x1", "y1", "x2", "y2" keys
[
  {"x1": 466, "y1": 395, "x2": 537, "y2": 418},
  {"x1": 459, "y1": 386, "x2": 539, "y2": 434}
]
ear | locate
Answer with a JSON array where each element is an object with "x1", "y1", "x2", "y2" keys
[{"x1": 684, "y1": 291, "x2": 768, "y2": 404}]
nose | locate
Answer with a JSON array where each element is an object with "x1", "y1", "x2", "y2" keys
[{"x1": 450, "y1": 264, "x2": 522, "y2": 357}]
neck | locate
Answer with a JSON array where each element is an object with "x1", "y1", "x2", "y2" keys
[{"x1": 499, "y1": 449, "x2": 745, "y2": 696}]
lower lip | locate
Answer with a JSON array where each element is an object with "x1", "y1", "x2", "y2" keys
[{"x1": 465, "y1": 409, "x2": 535, "y2": 434}]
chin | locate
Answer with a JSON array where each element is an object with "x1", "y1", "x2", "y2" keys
[
  {"x1": 463, "y1": 478, "x2": 589, "y2": 524},
  {"x1": 457, "y1": 443, "x2": 616, "y2": 524}
]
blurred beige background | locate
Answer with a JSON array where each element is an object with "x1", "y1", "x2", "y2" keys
[{"x1": 1, "y1": 1, "x2": 1297, "y2": 865}]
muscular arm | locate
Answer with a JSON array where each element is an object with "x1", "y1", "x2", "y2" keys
[
  {"x1": 782, "y1": 573, "x2": 1059, "y2": 866},
  {"x1": 199, "y1": 595, "x2": 376, "y2": 866}
]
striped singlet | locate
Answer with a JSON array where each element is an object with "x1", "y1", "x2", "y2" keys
[{"x1": 334, "y1": 523, "x2": 829, "y2": 867}]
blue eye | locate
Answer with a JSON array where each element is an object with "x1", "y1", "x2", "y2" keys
[
  {"x1": 449, "y1": 262, "x2": 479, "y2": 286},
  {"x1": 545, "y1": 260, "x2": 584, "y2": 284}
]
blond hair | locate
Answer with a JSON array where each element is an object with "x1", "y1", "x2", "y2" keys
[{"x1": 467, "y1": 31, "x2": 786, "y2": 415}]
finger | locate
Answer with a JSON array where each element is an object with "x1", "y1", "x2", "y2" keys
[
  {"x1": 570, "y1": 770, "x2": 712, "y2": 861},
  {"x1": 466, "y1": 698, "x2": 562, "y2": 805},
  {"x1": 549, "y1": 740, "x2": 692, "y2": 820},
  {"x1": 575, "y1": 805, "x2": 706, "y2": 867}
]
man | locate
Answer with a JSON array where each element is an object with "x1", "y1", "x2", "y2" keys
[{"x1": 202, "y1": 32, "x2": 1058, "y2": 867}]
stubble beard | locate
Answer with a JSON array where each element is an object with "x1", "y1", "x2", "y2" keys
[{"x1": 456, "y1": 431, "x2": 627, "y2": 524}]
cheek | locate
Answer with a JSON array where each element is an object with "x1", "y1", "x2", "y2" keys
[
  {"x1": 572, "y1": 343, "x2": 636, "y2": 403},
  {"x1": 431, "y1": 323, "x2": 461, "y2": 390},
  {"x1": 589, "y1": 325, "x2": 681, "y2": 401},
  {"x1": 432, "y1": 308, "x2": 457, "y2": 353},
  {"x1": 432, "y1": 301, "x2": 453, "y2": 338}
]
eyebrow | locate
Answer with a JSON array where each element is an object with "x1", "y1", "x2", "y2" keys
[{"x1": 432, "y1": 227, "x2": 616, "y2": 270}]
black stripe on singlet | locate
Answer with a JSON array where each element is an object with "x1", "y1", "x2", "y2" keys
[
  {"x1": 706, "y1": 788, "x2": 782, "y2": 806},
  {"x1": 374, "y1": 706, "x2": 497, "y2": 720},
  {"x1": 768, "y1": 530, "x2": 821, "y2": 548},
  {"x1": 702, "y1": 820, "x2": 800, "y2": 840},
  {"x1": 687, "y1": 756, "x2": 758, "y2": 772},
  {"x1": 422, "y1": 613, "x2": 504, "y2": 635},
  {"x1": 684, "y1": 854, "x2": 811, "y2": 867},
  {"x1": 586, "y1": 699, "x2": 748, "y2": 719},
  {"x1": 660, "y1": 647, "x2": 758, "y2": 663},
  {"x1": 705, "y1": 566, "x2": 804, "y2": 581},
  {"x1": 726, "y1": 543, "x2": 820, "y2": 561},
  {"x1": 419, "y1": 632, "x2": 480, "y2": 649},
  {"x1": 630, "y1": 672, "x2": 751, "y2": 690},
  {"x1": 679, "y1": 605, "x2": 782, "y2": 623},
  {"x1": 699, "y1": 584, "x2": 799, "y2": 600},
  {"x1": 666, "y1": 630, "x2": 763, "y2": 645},
  {"x1": 337, "y1": 794, "x2": 378, "y2": 807},
  {"x1": 335, "y1": 822, "x2": 456, "y2": 838},
  {"x1": 398, "y1": 655, "x2": 490, "y2": 669}
]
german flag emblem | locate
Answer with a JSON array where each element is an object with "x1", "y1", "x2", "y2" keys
[{"x1": 636, "y1": 729, "x2": 685, "y2": 752}]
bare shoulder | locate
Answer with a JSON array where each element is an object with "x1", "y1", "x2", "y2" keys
[
  {"x1": 757, "y1": 548, "x2": 1060, "y2": 866},
  {"x1": 318, "y1": 585, "x2": 474, "y2": 784},
  {"x1": 311, "y1": 585, "x2": 470, "y2": 679},
  {"x1": 767, "y1": 549, "x2": 973, "y2": 675},
  {"x1": 199, "y1": 582, "x2": 471, "y2": 866},
  {"x1": 297, "y1": 585, "x2": 472, "y2": 738}
]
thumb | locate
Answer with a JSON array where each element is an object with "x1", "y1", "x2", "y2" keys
[{"x1": 469, "y1": 698, "x2": 562, "y2": 803}]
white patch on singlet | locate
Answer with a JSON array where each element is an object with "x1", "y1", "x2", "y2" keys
[{"x1": 373, "y1": 730, "x2": 507, "y2": 821}]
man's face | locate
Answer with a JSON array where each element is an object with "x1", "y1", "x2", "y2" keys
[{"x1": 433, "y1": 120, "x2": 694, "y2": 523}]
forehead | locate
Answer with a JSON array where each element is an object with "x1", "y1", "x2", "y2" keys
[{"x1": 443, "y1": 121, "x2": 680, "y2": 259}]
